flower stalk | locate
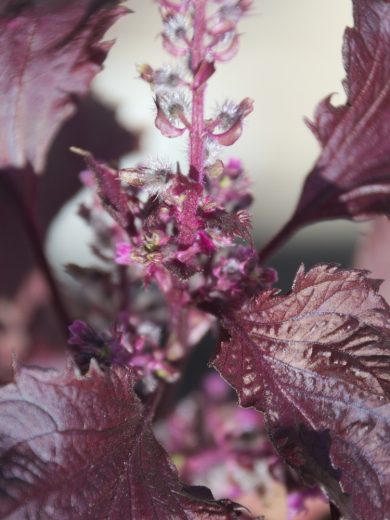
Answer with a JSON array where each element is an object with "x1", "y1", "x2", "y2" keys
[{"x1": 189, "y1": 0, "x2": 207, "y2": 184}]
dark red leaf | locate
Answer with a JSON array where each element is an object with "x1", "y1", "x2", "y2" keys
[
  {"x1": 268, "y1": 0, "x2": 390, "y2": 251},
  {"x1": 0, "y1": 98, "x2": 139, "y2": 369},
  {"x1": 0, "y1": 362, "x2": 253, "y2": 519},
  {"x1": 82, "y1": 152, "x2": 137, "y2": 235},
  {"x1": 212, "y1": 264, "x2": 390, "y2": 520},
  {"x1": 0, "y1": 0, "x2": 129, "y2": 173},
  {"x1": 0, "y1": 96, "x2": 139, "y2": 298}
]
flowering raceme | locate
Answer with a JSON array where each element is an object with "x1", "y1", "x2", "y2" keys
[{"x1": 1, "y1": 1, "x2": 390, "y2": 519}]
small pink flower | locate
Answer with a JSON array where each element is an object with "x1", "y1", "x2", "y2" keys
[
  {"x1": 115, "y1": 242, "x2": 132, "y2": 265},
  {"x1": 226, "y1": 157, "x2": 242, "y2": 171}
]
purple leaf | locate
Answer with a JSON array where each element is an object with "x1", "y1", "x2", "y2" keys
[
  {"x1": 0, "y1": 0, "x2": 129, "y2": 173},
  {"x1": 265, "y1": 0, "x2": 390, "y2": 255},
  {"x1": 212, "y1": 264, "x2": 390, "y2": 520},
  {"x1": 0, "y1": 362, "x2": 253, "y2": 519},
  {"x1": 0, "y1": 96, "x2": 139, "y2": 298},
  {"x1": 82, "y1": 152, "x2": 136, "y2": 235}
]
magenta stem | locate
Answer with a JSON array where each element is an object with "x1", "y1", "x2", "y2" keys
[{"x1": 189, "y1": 0, "x2": 207, "y2": 184}]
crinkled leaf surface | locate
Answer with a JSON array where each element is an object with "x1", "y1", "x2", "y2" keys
[
  {"x1": 0, "y1": 362, "x2": 251, "y2": 519},
  {"x1": 286, "y1": 0, "x2": 390, "y2": 231},
  {"x1": 0, "y1": 0, "x2": 128, "y2": 173},
  {"x1": 212, "y1": 264, "x2": 390, "y2": 520}
]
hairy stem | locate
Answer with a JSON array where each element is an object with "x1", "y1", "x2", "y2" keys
[
  {"x1": 189, "y1": 0, "x2": 207, "y2": 183},
  {"x1": 2, "y1": 173, "x2": 71, "y2": 337}
]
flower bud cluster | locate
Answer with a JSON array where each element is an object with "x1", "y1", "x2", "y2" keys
[
  {"x1": 115, "y1": 155, "x2": 276, "y2": 307},
  {"x1": 207, "y1": 157, "x2": 252, "y2": 210},
  {"x1": 71, "y1": 0, "x2": 272, "y2": 392},
  {"x1": 139, "y1": 0, "x2": 253, "y2": 178},
  {"x1": 71, "y1": 167, "x2": 213, "y2": 389},
  {"x1": 159, "y1": 0, "x2": 252, "y2": 62},
  {"x1": 68, "y1": 317, "x2": 180, "y2": 392}
]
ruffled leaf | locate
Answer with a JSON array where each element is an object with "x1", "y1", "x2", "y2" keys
[
  {"x1": 274, "y1": 0, "x2": 390, "y2": 243},
  {"x1": 0, "y1": 0, "x2": 129, "y2": 173},
  {"x1": 0, "y1": 362, "x2": 253, "y2": 519},
  {"x1": 212, "y1": 264, "x2": 390, "y2": 520}
]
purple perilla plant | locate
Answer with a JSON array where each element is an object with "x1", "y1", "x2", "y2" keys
[
  {"x1": 68, "y1": 0, "x2": 273, "y2": 404},
  {"x1": 1, "y1": 1, "x2": 390, "y2": 519}
]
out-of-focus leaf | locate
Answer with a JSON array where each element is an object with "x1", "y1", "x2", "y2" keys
[
  {"x1": 355, "y1": 216, "x2": 390, "y2": 303},
  {"x1": 0, "y1": 271, "x2": 50, "y2": 384},
  {"x1": 0, "y1": 96, "x2": 140, "y2": 298},
  {"x1": 267, "y1": 0, "x2": 390, "y2": 253},
  {"x1": 0, "y1": 362, "x2": 254, "y2": 519},
  {"x1": 41, "y1": 96, "x2": 140, "y2": 227},
  {"x1": 0, "y1": 0, "x2": 129, "y2": 173},
  {"x1": 212, "y1": 264, "x2": 390, "y2": 520}
]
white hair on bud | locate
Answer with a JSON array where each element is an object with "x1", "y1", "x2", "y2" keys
[
  {"x1": 123, "y1": 158, "x2": 174, "y2": 199},
  {"x1": 163, "y1": 14, "x2": 192, "y2": 42},
  {"x1": 158, "y1": 89, "x2": 191, "y2": 126},
  {"x1": 212, "y1": 99, "x2": 241, "y2": 131},
  {"x1": 204, "y1": 136, "x2": 222, "y2": 165},
  {"x1": 153, "y1": 64, "x2": 183, "y2": 90}
]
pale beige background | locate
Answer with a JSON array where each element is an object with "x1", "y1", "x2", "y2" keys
[{"x1": 49, "y1": 0, "x2": 362, "y2": 267}]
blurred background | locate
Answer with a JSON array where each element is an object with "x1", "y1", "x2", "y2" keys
[{"x1": 48, "y1": 0, "x2": 365, "y2": 291}]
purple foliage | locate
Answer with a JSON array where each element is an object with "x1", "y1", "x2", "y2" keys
[
  {"x1": 0, "y1": 0, "x2": 129, "y2": 173},
  {"x1": 1, "y1": 0, "x2": 390, "y2": 519},
  {"x1": 212, "y1": 264, "x2": 390, "y2": 519},
  {"x1": 0, "y1": 363, "x2": 251, "y2": 518},
  {"x1": 260, "y1": 0, "x2": 390, "y2": 262}
]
